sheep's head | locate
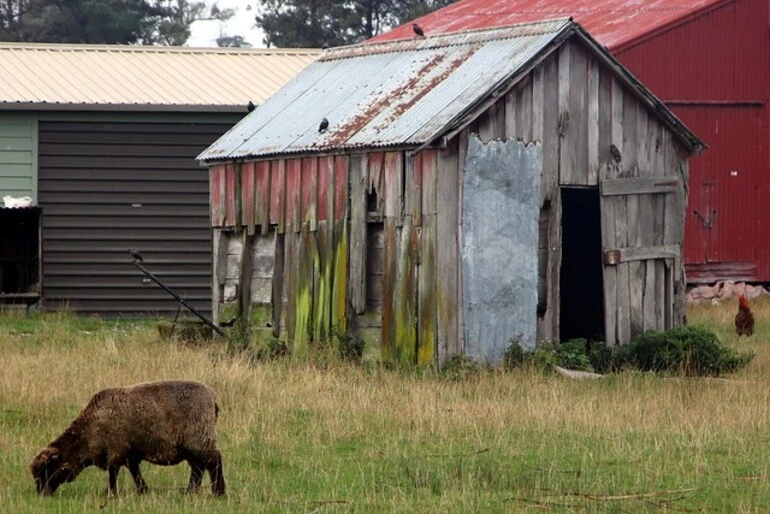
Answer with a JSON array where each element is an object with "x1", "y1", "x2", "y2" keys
[{"x1": 30, "y1": 446, "x2": 82, "y2": 495}]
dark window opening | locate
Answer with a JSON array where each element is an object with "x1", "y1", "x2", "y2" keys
[
  {"x1": 365, "y1": 221, "x2": 384, "y2": 315},
  {"x1": 0, "y1": 207, "x2": 41, "y2": 298},
  {"x1": 367, "y1": 189, "x2": 379, "y2": 215},
  {"x1": 559, "y1": 188, "x2": 604, "y2": 342}
]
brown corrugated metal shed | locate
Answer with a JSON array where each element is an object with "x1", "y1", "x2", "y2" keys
[{"x1": 0, "y1": 44, "x2": 320, "y2": 317}]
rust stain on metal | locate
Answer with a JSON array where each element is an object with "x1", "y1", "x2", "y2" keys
[
  {"x1": 323, "y1": 53, "x2": 448, "y2": 147},
  {"x1": 384, "y1": 46, "x2": 481, "y2": 126}
]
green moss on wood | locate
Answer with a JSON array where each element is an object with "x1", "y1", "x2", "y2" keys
[
  {"x1": 331, "y1": 217, "x2": 348, "y2": 337},
  {"x1": 219, "y1": 302, "x2": 239, "y2": 324},
  {"x1": 249, "y1": 303, "x2": 272, "y2": 327}
]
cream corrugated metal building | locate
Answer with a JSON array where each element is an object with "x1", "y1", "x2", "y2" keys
[
  {"x1": 0, "y1": 43, "x2": 318, "y2": 110},
  {"x1": 0, "y1": 43, "x2": 319, "y2": 316}
]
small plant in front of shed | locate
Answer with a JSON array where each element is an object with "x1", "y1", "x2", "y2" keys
[
  {"x1": 617, "y1": 325, "x2": 754, "y2": 376},
  {"x1": 502, "y1": 336, "x2": 526, "y2": 370}
]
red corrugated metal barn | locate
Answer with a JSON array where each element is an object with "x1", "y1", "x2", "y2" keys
[{"x1": 377, "y1": 0, "x2": 770, "y2": 284}]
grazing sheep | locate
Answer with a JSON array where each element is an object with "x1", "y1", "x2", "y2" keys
[{"x1": 30, "y1": 380, "x2": 225, "y2": 497}]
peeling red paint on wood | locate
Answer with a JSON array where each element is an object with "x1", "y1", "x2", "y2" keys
[
  {"x1": 241, "y1": 162, "x2": 256, "y2": 234},
  {"x1": 367, "y1": 153, "x2": 385, "y2": 216},
  {"x1": 210, "y1": 165, "x2": 224, "y2": 227},
  {"x1": 301, "y1": 157, "x2": 317, "y2": 231},
  {"x1": 255, "y1": 161, "x2": 271, "y2": 234},
  {"x1": 334, "y1": 155, "x2": 349, "y2": 221},
  {"x1": 385, "y1": 152, "x2": 403, "y2": 226},
  {"x1": 317, "y1": 156, "x2": 331, "y2": 222},
  {"x1": 224, "y1": 163, "x2": 237, "y2": 228},
  {"x1": 286, "y1": 159, "x2": 302, "y2": 233},
  {"x1": 270, "y1": 160, "x2": 286, "y2": 231}
]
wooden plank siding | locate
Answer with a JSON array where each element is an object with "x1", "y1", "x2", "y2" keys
[
  {"x1": 489, "y1": 40, "x2": 688, "y2": 345},
  {"x1": 209, "y1": 146, "x2": 460, "y2": 366}
]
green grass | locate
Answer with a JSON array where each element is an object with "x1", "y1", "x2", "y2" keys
[{"x1": 2, "y1": 303, "x2": 770, "y2": 512}]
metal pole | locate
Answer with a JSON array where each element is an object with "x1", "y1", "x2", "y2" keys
[{"x1": 132, "y1": 260, "x2": 226, "y2": 337}]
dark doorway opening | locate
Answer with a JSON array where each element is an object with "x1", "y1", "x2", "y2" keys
[
  {"x1": 0, "y1": 207, "x2": 42, "y2": 302},
  {"x1": 559, "y1": 188, "x2": 604, "y2": 342}
]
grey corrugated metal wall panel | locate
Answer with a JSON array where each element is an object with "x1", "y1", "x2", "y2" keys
[{"x1": 38, "y1": 118, "x2": 238, "y2": 317}]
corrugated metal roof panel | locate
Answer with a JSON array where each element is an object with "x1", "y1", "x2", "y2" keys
[
  {"x1": 198, "y1": 19, "x2": 572, "y2": 161},
  {"x1": 370, "y1": 0, "x2": 727, "y2": 50},
  {"x1": 0, "y1": 44, "x2": 320, "y2": 109}
]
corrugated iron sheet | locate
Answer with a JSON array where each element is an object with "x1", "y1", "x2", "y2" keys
[
  {"x1": 197, "y1": 20, "x2": 572, "y2": 161},
  {"x1": 370, "y1": 0, "x2": 727, "y2": 51},
  {"x1": 199, "y1": 18, "x2": 703, "y2": 162},
  {"x1": 0, "y1": 43, "x2": 320, "y2": 109}
]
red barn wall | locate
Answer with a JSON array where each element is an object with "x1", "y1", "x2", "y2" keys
[{"x1": 615, "y1": 0, "x2": 770, "y2": 282}]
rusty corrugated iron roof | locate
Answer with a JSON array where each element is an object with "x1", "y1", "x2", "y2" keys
[
  {"x1": 0, "y1": 43, "x2": 320, "y2": 111},
  {"x1": 369, "y1": 0, "x2": 727, "y2": 51},
  {"x1": 198, "y1": 19, "x2": 704, "y2": 162}
]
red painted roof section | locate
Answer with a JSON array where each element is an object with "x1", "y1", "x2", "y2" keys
[{"x1": 370, "y1": 0, "x2": 728, "y2": 50}]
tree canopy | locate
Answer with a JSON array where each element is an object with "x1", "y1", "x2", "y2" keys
[
  {"x1": 256, "y1": 0, "x2": 454, "y2": 48},
  {"x1": 0, "y1": 0, "x2": 208, "y2": 45}
]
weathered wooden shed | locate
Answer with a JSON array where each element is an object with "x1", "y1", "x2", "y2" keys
[{"x1": 198, "y1": 19, "x2": 704, "y2": 365}]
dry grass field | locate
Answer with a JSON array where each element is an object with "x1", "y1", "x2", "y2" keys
[{"x1": 1, "y1": 300, "x2": 769, "y2": 513}]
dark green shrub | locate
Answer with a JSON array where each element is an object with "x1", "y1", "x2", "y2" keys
[
  {"x1": 502, "y1": 338, "x2": 526, "y2": 370},
  {"x1": 556, "y1": 339, "x2": 593, "y2": 372},
  {"x1": 527, "y1": 339, "x2": 594, "y2": 372},
  {"x1": 512, "y1": 326, "x2": 752, "y2": 377},
  {"x1": 620, "y1": 325, "x2": 753, "y2": 376},
  {"x1": 587, "y1": 340, "x2": 622, "y2": 374}
]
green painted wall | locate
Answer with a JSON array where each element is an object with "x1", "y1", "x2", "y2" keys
[{"x1": 0, "y1": 114, "x2": 37, "y2": 201}]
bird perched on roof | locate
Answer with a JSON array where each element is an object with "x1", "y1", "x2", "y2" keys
[
  {"x1": 129, "y1": 249, "x2": 143, "y2": 263},
  {"x1": 318, "y1": 118, "x2": 329, "y2": 133},
  {"x1": 247, "y1": 100, "x2": 256, "y2": 113},
  {"x1": 609, "y1": 143, "x2": 622, "y2": 163},
  {"x1": 735, "y1": 294, "x2": 755, "y2": 337},
  {"x1": 412, "y1": 23, "x2": 425, "y2": 37}
]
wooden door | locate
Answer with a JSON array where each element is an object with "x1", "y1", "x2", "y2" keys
[{"x1": 599, "y1": 175, "x2": 685, "y2": 345}]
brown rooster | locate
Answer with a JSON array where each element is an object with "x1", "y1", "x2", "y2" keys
[{"x1": 735, "y1": 294, "x2": 755, "y2": 337}]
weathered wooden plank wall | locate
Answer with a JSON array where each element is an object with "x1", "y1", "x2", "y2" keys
[
  {"x1": 209, "y1": 149, "x2": 448, "y2": 366},
  {"x1": 211, "y1": 154, "x2": 350, "y2": 349},
  {"x1": 468, "y1": 39, "x2": 689, "y2": 346},
  {"x1": 436, "y1": 143, "x2": 460, "y2": 365}
]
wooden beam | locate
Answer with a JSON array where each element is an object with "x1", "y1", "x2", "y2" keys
[
  {"x1": 604, "y1": 244, "x2": 680, "y2": 264},
  {"x1": 349, "y1": 154, "x2": 367, "y2": 314},
  {"x1": 601, "y1": 177, "x2": 678, "y2": 196}
]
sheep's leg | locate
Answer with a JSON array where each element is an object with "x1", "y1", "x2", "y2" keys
[
  {"x1": 206, "y1": 451, "x2": 226, "y2": 497},
  {"x1": 107, "y1": 465, "x2": 120, "y2": 496},
  {"x1": 127, "y1": 457, "x2": 148, "y2": 494},
  {"x1": 187, "y1": 460, "x2": 204, "y2": 493}
]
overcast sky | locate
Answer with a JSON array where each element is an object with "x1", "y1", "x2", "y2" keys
[{"x1": 187, "y1": 0, "x2": 266, "y2": 48}]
